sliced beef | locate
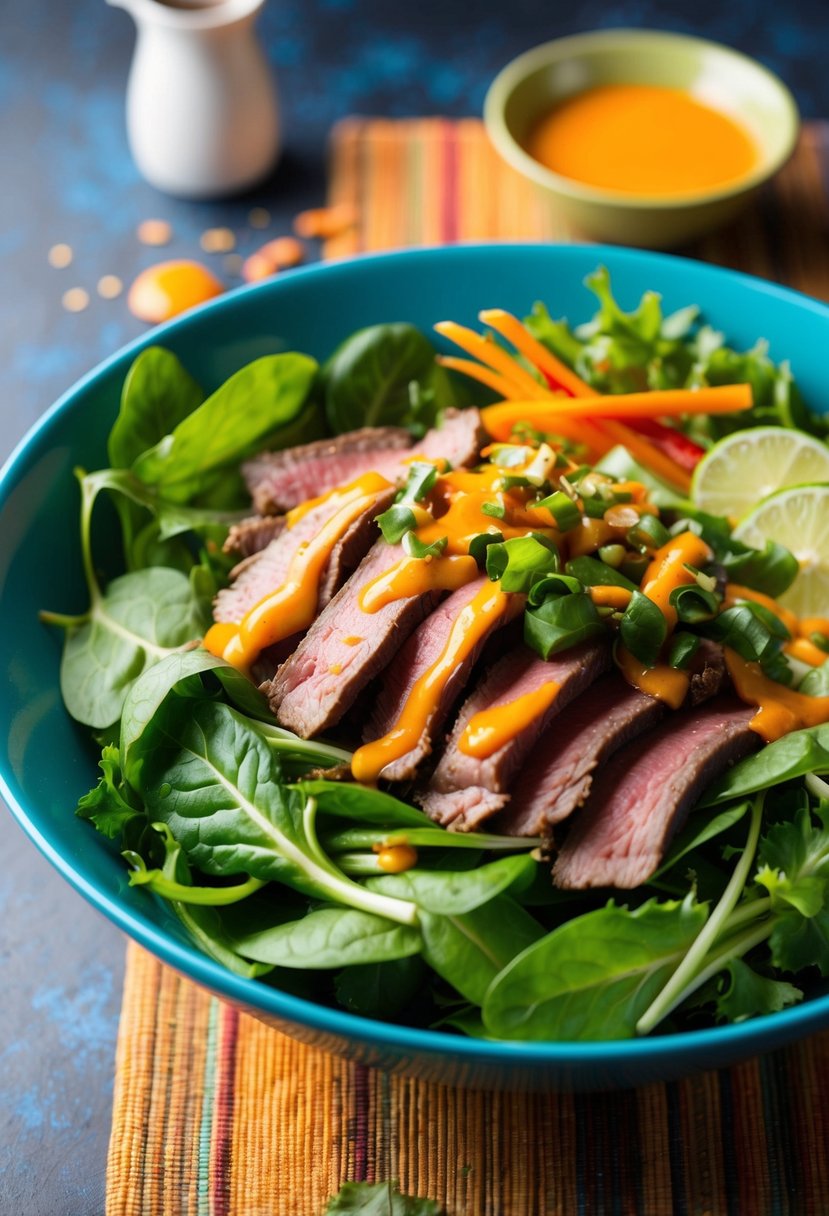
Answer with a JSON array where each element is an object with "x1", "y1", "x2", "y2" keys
[
  {"x1": 496, "y1": 678, "x2": 665, "y2": 838},
  {"x1": 213, "y1": 487, "x2": 393, "y2": 624},
  {"x1": 267, "y1": 541, "x2": 441, "y2": 737},
  {"x1": 363, "y1": 575, "x2": 516, "y2": 782},
  {"x1": 419, "y1": 641, "x2": 611, "y2": 830},
  {"x1": 243, "y1": 409, "x2": 484, "y2": 515},
  {"x1": 552, "y1": 700, "x2": 759, "y2": 890},
  {"x1": 496, "y1": 640, "x2": 728, "y2": 839},
  {"x1": 224, "y1": 515, "x2": 286, "y2": 558}
]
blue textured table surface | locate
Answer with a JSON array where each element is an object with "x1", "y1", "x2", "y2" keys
[{"x1": 1, "y1": 2, "x2": 827, "y2": 1212}]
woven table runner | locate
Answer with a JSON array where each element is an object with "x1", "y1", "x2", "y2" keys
[{"x1": 108, "y1": 120, "x2": 829, "y2": 1216}]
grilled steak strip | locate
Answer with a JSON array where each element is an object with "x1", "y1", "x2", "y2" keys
[
  {"x1": 363, "y1": 575, "x2": 517, "y2": 782},
  {"x1": 224, "y1": 515, "x2": 286, "y2": 558},
  {"x1": 244, "y1": 408, "x2": 484, "y2": 515},
  {"x1": 496, "y1": 677, "x2": 665, "y2": 838},
  {"x1": 213, "y1": 487, "x2": 393, "y2": 624},
  {"x1": 419, "y1": 641, "x2": 611, "y2": 831},
  {"x1": 267, "y1": 540, "x2": 441, "y2": 737},
  {"x1": 497, "y1": 641, "x2": 727, "y2": 838},
  {"x1": 552, "y1": 699, "x2": 759, "y2": 890}
]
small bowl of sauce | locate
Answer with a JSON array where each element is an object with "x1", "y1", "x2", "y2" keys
[{"x1": 484, "y1": 30, "x2": 799, "y2": 248}]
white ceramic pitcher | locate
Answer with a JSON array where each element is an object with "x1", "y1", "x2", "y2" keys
[{"x1": 108, "y1": 0, "x2": 281, "y2": 198}]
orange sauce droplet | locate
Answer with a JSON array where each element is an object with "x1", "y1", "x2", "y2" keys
[
  {"x1": 351, "y1": 584, "x2": 511, "y2": 782},
  {"x1": 526, "y1": 84, "x2": 758, "y2": 197},
  {"x1": 641, "y1": 531, "x2": 713, "y2": 629},
  {"x1": 359, "y1": 555, "x2": 478, "y2": 613},
  {"x1": 726, "y1": 649, "x2": 829, "y2": 742},
  {"x1": 458, "y1": 680, "x2": 561, "y2": 759},
  {"x1": 588, "y1": 585, "x2": 632, "y2": 611},
  {"x1": 615, "y1": 644, "x2": 690, "y2": 709},
  {"x1": 127, "y1": 260, "x2": 224, "y2": 323},
  {"x1": 376, "y1": 844, "x2": 418, "y2": 873}
]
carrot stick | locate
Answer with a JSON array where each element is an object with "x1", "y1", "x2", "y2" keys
[
  {"x1": 486, "y1": 384, "x2": 750, "y2": 422},
  {"x1": 434, "y1": 321, "x2": 549, "y2": 399},
  {"x1": 478, "y1": 308, "x2": 594, "y2": 398},
  {"x1": 436, "y1": 356, "x2": 524, "y2": 401},
  {"x1": 598, "y1": 420, "x2": 692, "y2": 493},
  {"x1": 481, "y1": 401, "x2": 613, "y2": 455}
]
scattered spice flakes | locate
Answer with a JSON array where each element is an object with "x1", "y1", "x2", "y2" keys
[
  {"x1": 293, "y1": 203, "x2": 357, "y2": 240},
  {"x1": 200, "y1": 227, "x2": 236, "y2": 254},
  {"x1": 137, "y1": 218, "x2": 173, "y2": 246},
  {"x1": 48, "y1": 243, "x2": 73, "y2": 269},
  {"x1": 97, "y1": 274, "x2": 123, "y2": 299},
  {"x1": 242, "y1": 236, "x2": 306, "y2": 283},
  {"x1": 62, "y1": 287, "x2": 90, "y2": 313},
  {"x1": 248, "y1": 207, "x2": 271, "y2": 229}
]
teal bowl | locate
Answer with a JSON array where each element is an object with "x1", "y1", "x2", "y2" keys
[{"x1": 3, "y1": 245, "x2": 829, "y2": 1091}]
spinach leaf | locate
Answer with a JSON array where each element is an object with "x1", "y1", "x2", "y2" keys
[
  {"x1": 419, "y1": 896, "x2": 544, "y2": 1006},
  {"x1": 799, "y1": 663, "x2": 829, "y2": 697},
  {"x1": 654, "y1": 801, "x2": 751, "y2": 877},
  {"x1": 132, "y1": 353, "x2": 317, "y2": 499},
  {"x1": 134, "y1": 699, "x2": 418, "y2": 925},
  {"x1": 53, "y1": 567, "x2": 209, "y2": 729},
  {"x1": 485, "y1": 533, "x2": 560, "y2": 593},
  {"x1": 367, "y1": 854, "x2": 536, "y2": 914},
  {"x1": 229, "y1": 905, "x2": 421, "y2": 968},
  {"x1": 334, "y1": 956, "x2": 427, "y2": 1018},
  {"x1": 322, "y1": 323, "x2": 444, "y2": 434},
  {"x1": 719, "y1": 538, "x2": 798, "y2": 599},
  {"x1": 699, "y1": 725, "x2": 829, "y2": 806},
  {"x1": 565, "y1": 555, "x2": 637, "y2": 591},
  {"x1": 297, "y1": 780, "x2": 429, "y2": 828},
  {"x1": 756, "y1": 805, "x2": 829, "y2": 974},
  {"x1": 619, "y1": 589, "x2": 667, "y2": 666},
  {"x1": 523, "y1": 590, "x2": 603, "y2": 659},
  {"x1": 109, "y1": 346, "x2": 204, "y2": 470},
  {"x1": 482, "y1": 897, "x2": 707, "y2": 1041},
  {"x1": 325, "y1": 1181, "x2": 443, "y2": 1216}
]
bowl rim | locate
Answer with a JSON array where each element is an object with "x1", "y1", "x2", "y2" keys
[
  {"x1": 5, "y1": 241, "x2": 829, "y2": 1070},
  {"x1": 484, "y1": 28, "x2": 801, "y2": 212}
]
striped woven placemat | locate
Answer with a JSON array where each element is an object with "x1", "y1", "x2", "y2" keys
[{"x1": 108, "y1": 120, "x2": 829, "y2": 1216}]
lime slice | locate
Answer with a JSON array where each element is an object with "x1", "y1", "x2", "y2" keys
[
  {"x1": 691, "y1": 427, "x2": 829, "y2": 520},
  {"x1": 734, "y1": 484, "x2": 829, "y2": 617}
]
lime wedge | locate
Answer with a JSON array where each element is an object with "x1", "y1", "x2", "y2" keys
[
  {"x1": 734, "y1": 484, "x2": 829, "y2": 617},
  {"x1": 691, "y1": 427, "x2": 829, "y2": 520}
]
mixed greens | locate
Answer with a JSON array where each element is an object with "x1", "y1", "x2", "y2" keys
[{"x1": 44, "y1": 270, "x2": 829, "y2": 1041}]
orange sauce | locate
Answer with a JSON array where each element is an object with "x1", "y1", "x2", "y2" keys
[
  {"x1": 127, "y1": 259, "x2": 224, "y2": 323},
  {"x1": 725, "y1": 584, "x2": 799, "y2": 637},
  {"x1": 616, "y1": 644, "x2": 690, "y2": 709},
  {"x1": 351, "y1": 584, "x2": 511, "y2": 782},
  {"x1": 726, "y1": 649, "x2": 829, "y2": 742},
  {"x1": 588, "y1": 585, "x2": 633, "y2": 611},
  {"x1": 641, "y1": 532, "x2": 713, "y2": 629},
  {"x1": 458, "y1": 680, "x2": 560, "y2": 759},
  {"x1": 285, "y1": 471, "x2": 392, "y2": 529},
  {"x1": 204, "y1": 480, "x2": 386, "y2": 670},
  {"x1": 526, "y1": 84, "x2": 758, "y2": 197},
  {"x1": 785, "y1": 637, "x2": 828, "y2": 668},
  {"x1": 359, "y1": 555, "x2": 478, "y2": 613}
]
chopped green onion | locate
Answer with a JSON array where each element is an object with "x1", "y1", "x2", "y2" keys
[
  {"x1": 524, "y1": 591, "x2": 604, "y2": 659},
  {"x1": 398, "y1": 461, "x2": 438, "y2": 504},
  {"x1": 378, "y1": 504, "x2": 417, "y2": 544},
  {"x1": 402, "y1": 531, "x2": 447, "y2": 559},
  {"x1": 810, "y1": 632, "x2": 829, "y2": 655},
  {"x1": 619, "y1": 590, "x2": 667, "y2": 667},
  {"x1": 536, "y1": 490, "x2": 581, "y2": 532},
  {"x1": 486, "y1": 533, "x2": 560, "y2": 594},
  {"x1": 669, "y1": 583, "x2": 720, "y2": 624},
  {"x1": 481, "y1": 500, "x2": 506, "y2": 519},
  {"x1": 598, "y1": 543, "x2": 626, "y2": 569},
  {"x1": 628, "y1": 514, "x2": 670, "y2": 550},
  {"x1": 565, "y1": 555, "x2": 637, "y2": 591}
]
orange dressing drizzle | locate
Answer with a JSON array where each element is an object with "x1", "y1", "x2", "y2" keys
[
  {"x1": 641, "y1": 531, "x2": 713, "y2": 629},
  {"x1": 351, "y1": 584, "x2": 511, "y2": 782},
  {"x1": 588, "y1": 585, "x2": 633, "y2": 610},
  {"x1": 799, "y1": 617, "x2": 829, "y2": 639},
  {"x1": 204, "y1": 483, "x2": 386, "y2": 670},
  {"x1": 568, "y1": 517, "x2": 615, "y2": 558},
  {"x1": 725, "y1": 649, "x2": 829, "y2": 742},
  {"x1": 285, "y1": 471, "x2": 392, "y2": 528},
  {"x1": 359, "y1": 555, "x2": 478, "y2": 613},
  {"x1": 458, "y1": 680, "x2": 560, "y2": 759},
  {"x1": 615, "y1": 644, "x2": 690, "y2": 709},
  {"x1": 784, "y1": 637, "x2": 829, "y2": 668}
]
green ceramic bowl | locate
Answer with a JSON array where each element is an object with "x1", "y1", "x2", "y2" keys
[{"x1": 484, "y1": 29, "x2": 800, "y2": 248}]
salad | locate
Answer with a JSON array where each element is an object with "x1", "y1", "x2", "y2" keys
[{"x1": 43, "y1": 268, "x2": 829, "y2": 1042}]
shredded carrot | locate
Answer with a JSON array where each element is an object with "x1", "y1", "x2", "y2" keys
[
  {"x1": 434, "y1": 321, "x2": 549, "y2": 400},
  {"x1": 436, "y1": 356, "x2": 524, "y2": 402},
  {"x1": 536, "y1": 384, "x2": 749, "y2": 420},
  {"x1": 597, "y1": 419, "x2": 692, "y2": 493},
  {"x1": 478, "y1": 309, "x2": 594, "y2": 398},
  {"x1": 785, "y1": 637, "x2": 829, "y2": 667}
]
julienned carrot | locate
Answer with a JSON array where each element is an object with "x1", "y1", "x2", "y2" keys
[
  {"x1": 436, "y1": 356, "x2": 525, "y2": 402},
  {"x1": 598, "y1": 420, "x2": 693, "y2": 493},
  {"x1": 477, "y1": 309, "x2": 593, "y2": 398},
  {"x1": 487, "y1": 384, "x2": 750, "y2": 423},
  {"x1": 434, "y1": 321, "x2": 549, "y2": 400},
  {"x1": 480, "y1": 401, "x2": 613, "y2": 456}
]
